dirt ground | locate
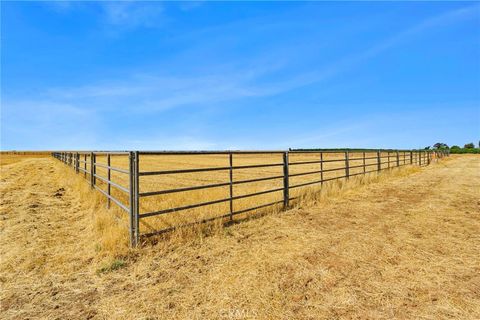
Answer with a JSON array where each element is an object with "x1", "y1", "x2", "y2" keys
[{"x1": 1, "y1": 155, "x2": 479, "y2": 319}]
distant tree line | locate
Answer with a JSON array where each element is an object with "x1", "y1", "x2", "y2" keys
[
  {"x1": 292, "y1": 141, "x2": 479, "y2": 154},
  {"x1": 425, "y1": 141, "x2": 480, "y2": 154}
]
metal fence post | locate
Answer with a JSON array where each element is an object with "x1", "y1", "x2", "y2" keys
[
  {"x1": 93, "y1": 154, "x2": 97, "y2": 184},
  {"x1": 75, "y1": 152, "x2": 79, "y2": 173},
  {"x1": 129, "y1": 152, "x2": 135, "y2": 246},
  {"x1": 128, "y1": 151, "x2": 140, "y2": 247},
  {"x1": 320, "y1": 152, "x2": 324, "y2": 185},
  {"x1": 345, "y1": 151, "x2": 350, "y2": 179},
  {"x1": 377, "y1": 150, "x2": 381, "y2": 172},
  {"x1": 107, "y1": 153, "x2": 111, "y2": 209},
  {"x1": 283, "y1": 152, "x2": 289, "y2": 208},
  {"x1": 134, "y1": 151, "x2": 140, "y2": 246},
  {"x1": 229, "y1": 153, "x2": 233, "y2": 221},
  {"x1": 90, "y1": 152, "x2": 95, "y2": 188},
  {"x1": 363, "y1": 152, "x2": 366, "y2": 174}
]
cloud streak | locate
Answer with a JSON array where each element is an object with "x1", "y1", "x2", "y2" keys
[{"x1": 101, "y1": 2, "x2": 164, "y2": 28}]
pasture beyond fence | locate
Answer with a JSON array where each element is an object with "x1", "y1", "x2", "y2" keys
[{"x1": 52, "y1": 149, "x2": 449, "y2": 246}]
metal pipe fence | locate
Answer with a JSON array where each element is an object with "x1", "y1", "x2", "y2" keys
[{"x1": 52, "y1": 149, "x2": 449, "y2": 246}]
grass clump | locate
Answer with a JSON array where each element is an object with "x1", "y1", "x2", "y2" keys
[{"x1": 96, "y1": 258, "x2": 127, "y2": 274}]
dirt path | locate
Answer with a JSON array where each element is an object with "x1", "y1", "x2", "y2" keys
[{"x1": 1, "y1": 155, "x2": 479, "y2": 319}]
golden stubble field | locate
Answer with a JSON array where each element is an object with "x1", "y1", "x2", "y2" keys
[{"x1": 1, "y1": 153, "x2": 478, "y2": 319}]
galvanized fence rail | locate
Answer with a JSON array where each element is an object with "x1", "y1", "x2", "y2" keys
[{"x1": 52, "y1": 149, "x2": 449, "y2": 246}]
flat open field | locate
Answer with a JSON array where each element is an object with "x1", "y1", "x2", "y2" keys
[
  {"x1": 1, "y1": 155, "x2": 479, "y2": 319},
  {"x1": 71, "y1": 151, "x2": 420, "y2": 235}
]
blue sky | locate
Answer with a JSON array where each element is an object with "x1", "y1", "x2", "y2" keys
[{"x1": 1, "y1": 1, "x2": 479, "y2": 150}]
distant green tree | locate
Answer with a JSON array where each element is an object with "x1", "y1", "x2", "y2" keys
[
  {"x1": 424, "y1": 146, "x2": 431, "y2": 150},
  {"x1": 433, "y1": 142, "x2": 448, "y2": 149},
  {"x1": 450, "y1": 145, "x2": 461, "y2": 150},
  {"x1": 464, "y1": 143, "x2": 475, "y2": 149}
]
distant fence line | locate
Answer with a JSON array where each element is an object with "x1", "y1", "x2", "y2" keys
[{"x1": 52, "y1": 149, "x2": 449, "y2": 246}]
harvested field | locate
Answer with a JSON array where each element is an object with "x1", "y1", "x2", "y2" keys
[
  {"x1": 1, "y1": 155, "x2": 479, "y2": 319},
  {"x1": 0, "y1": 153, "x2": 48, "y2": 167},
  {"x1": 63, "y1": 151, "x2": 427, "y2": 237}
]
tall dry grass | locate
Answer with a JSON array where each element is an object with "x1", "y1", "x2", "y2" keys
[
  {"x1": 77, "y1": 151, "x2": 419, "y2": 239},
  {"x1": 61, "y1": 166, "x2": 131, "y2": 257},
  {"x1": 65, "y1": 152, "x2": 426, "y2": 255}
]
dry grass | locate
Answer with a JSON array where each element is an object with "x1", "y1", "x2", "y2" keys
[
  {"x1": 0, "y1": 153, "x2": 48, "y2": 166},
  {"x1": 82, "y1": 151, "x2": 417, "y2": 235},
  {"x1": 1, "y1": 154, "x2": 479, "y2": 319}
]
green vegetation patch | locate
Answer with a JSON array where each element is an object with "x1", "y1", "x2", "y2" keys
[{"x1": 97, "y1": 258, "x2": 127, "y2": 274}]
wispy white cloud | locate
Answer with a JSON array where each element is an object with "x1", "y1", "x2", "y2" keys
[
  {"x1": 41, "y1": 4, "x2": 479, "y2": 116},
  {"x1": 43, "y1": 64, "x2": 285, "y2": 113},
  {"x1": 178, "y1": 1, "x2": 205, "y2": 12},
  {"x1": 263, "y1": 4, "x2": 480, "y2": 94},
  {"x1": 101, "y1": 2, "x2": 164, "y2": 28},
  {"x1": 45, "y1": 1, "x2": 165, "y2": 29},
  {"x1": 115, "y1": 135, "x2": 217, "y2": 151},
  {"x1": 1, "y1": 100, "x2": 99, "y2": 150},
  {"x1": 359, "y1": 3, "x2": 479, "y2": 60}
]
